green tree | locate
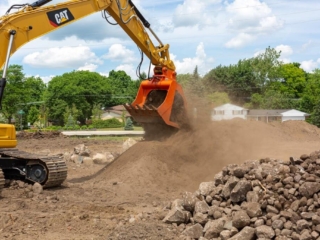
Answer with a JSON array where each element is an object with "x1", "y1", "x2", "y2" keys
[
  {"x1": 63, "y1": 104, "x2": 80, "y2": 125},
  {"x1": 311, "y1": 99, "x2": 320, "y2": 127},
  {"x1": 300, "y1": 68, "x2": 320, "y2": 117},
  {"x1": 270, "y1": 63, "x2": 307, "y2": 98},
  {"x1": 206, "y1": 92, "x2": 230, "y2": 106},
  {"x1": 107, "y1": 70, "x2": 135, "y2": 106},
  {"x1": 176, "y1": 73, "x2": 192, "y2": 88},
  {"x1": 246, "y1": 90, "x2": 298, "y2": 109},
  {"x1": 0, "y1": 65, "x2": 28, "y2": 123},
  {"x1": 27, "y1": 106, "x2": 40, "y2": 125},
  {"x1": 46, "y1": 70, "x2": 111, "y2": 125},
  {"x1": 203, "y1": 47, "x2": 283, "y2": 104},
  {"x1": 92, "y1": 103, "x2": 103, "y2": 120}
]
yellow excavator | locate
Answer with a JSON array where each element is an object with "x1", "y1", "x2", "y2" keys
[{"x1": 0, "y1": 0, "x2": 188, "y2": 190}]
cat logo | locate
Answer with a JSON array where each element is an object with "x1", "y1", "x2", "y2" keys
[{"x1": 47, "y1": 8, "x2": 75, "y2": 27}]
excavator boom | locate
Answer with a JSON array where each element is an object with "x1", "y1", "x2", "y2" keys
[{"x1": 0, "y1": 0, "x2": 188, "y2": 133}]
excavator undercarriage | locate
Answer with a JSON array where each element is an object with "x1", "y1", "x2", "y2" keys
[{"x1": 0, "y1": 149, "x2": 67, "y2": 188}]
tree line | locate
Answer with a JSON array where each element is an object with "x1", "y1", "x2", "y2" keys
[
  {"x1": 1, "y1": 46, "x2": 320, "y2": 128},
  {"x1": 0, "y1": 66, "x2": 143, "y2": 128},
  {"x1": 179, "y1": 47, "x2": 320, "y2": 127}
]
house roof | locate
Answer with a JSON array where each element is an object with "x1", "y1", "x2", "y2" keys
[
  {"x1": 281, "y1": 109, "x2": 310, "y2": 116},
  {"x1": 248, "y1": 109, "x2": 310, "y2": 117},
  {"x1": 214, "y1": 103, "x2": 247, "y2": 111},
  {"x1": 105, "y1": 105, "x2": 126, "y2": 111},
  {"x1": 104, "y1": 105, "x2": 131, "y2": 117},
  {"x1": 248, "y1": 109, "x2": 289, "y2": 116}
]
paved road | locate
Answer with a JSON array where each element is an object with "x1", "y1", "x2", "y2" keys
[{"x1": 61, "y1": 130, "x2": 144, "y2": 136}]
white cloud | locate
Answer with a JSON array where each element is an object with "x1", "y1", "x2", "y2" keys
[
  {"x1": 300, "y1": 59, "x2": 320, "y2": 72},
  {"x1": 102, "y1": 44, "x2": 136, "y2": 63},
  {"x1": 225, "y1": 33, "x2": 255, "y2": 48},
  {"x1": 77, "y1": 63, "x2": 98, "y2": 72},
  {"x1": 172, "y1": 0, "x2": 221, "y2": 28},
  {"x1": 29, "y1": 75, "x2": 55, "y2": 84},
  {"x1": 115, "y1": 64, "x2": 136, "y2": 79},
  {"x1": 171, "y1": 42, "x2": 213, "y2": 75},
  {"x1": 23, "y1": 45, "x2": 102, "y2": 68},
  {"x1": 275, "y1": 45, "x2": 293, "y2": 57},
  {"x1": 275, "y1": 44, "x2": 293, "y2": 63},
  {"x1": 226, "y1": 0, "x2": 283, "y2": 32},
  {"x1": 225, "y1": 0, "x2": 283, "y2": 48}
]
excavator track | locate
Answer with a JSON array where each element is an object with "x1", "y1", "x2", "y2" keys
[
  {"x1": 0, "y1": 169, "x2": 5, "y2": 192},
  {"x1": 0, "y1": 149, "x2": 67, "y2": 188}
]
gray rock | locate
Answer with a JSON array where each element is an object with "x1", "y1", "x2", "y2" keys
[
  {"x1": 312, "y1": 214, "x2": 320, "y2": 225},
  {"x1": 272, "y1": 219, "x2": 284, "y2": 230},
  {"x1": 199, "y1": 182, "x2": 216, "y2": 196},
  {"x1": 219, "y1": 230, "x2": 231, "y2": 240},
  {"x1": 299, "y1": 182, "x2": 320, "y2": 198},
  {"x1": 230, "y1": 180, "x2": 252, "y2": 203},
  {"x1": 300, "y1": 230, "x2": 312, "y2": 240},
  {"x1": 194, "y1": 201, "x2": 210, "y2": 214},
  {"x1": 266, "y1": 205, "x2": 279, "y2": 214},
  {"x1": 297, "y1": 219, "x2": 310, "y2": 231},
  {"x1": 228, "y1": 226, "x2": 255, "y2": 240},
  {"x1": 181, "y1": 223, "x2": 203, "y2": 239},
  {"x1": 163, "y1": 207, "x2": 189, "y2": 224},
  {"x1": 233, "y1": 167, "x2": 248, "y2": 178},
  {"x1": 182, "y1": 192, "x2": 198, "y2": 212},
  {"x1": 92, "y1": 153, "x2": 109, "y2": 164},
  {"x1": 193, "y1": 212, "x2": 208, "y2": 225},
  {"x1": 246, "y1": 191, "x2": 259, "y2": 203},
  {"x1": 255, "y1": 225, "x2": 275, "y2": 239},
  {"x1": 232, "y1": 210, "x2": 250, "y2": 230},
  {"x1": 203, "y1": 218, "x2": 226, "y2": 239},
  {"x1": 246, "y1": 202, "x2": 262, "y2": 218},
  {"x1": 32, "y1": 182, "x2": 43, "y2": 194},
  {"x1": 74, "y1": 144, "x2": 90, "y2": 156},
  {"x1": 222, "y1": 176, "x2": 239, "y2": 199}
]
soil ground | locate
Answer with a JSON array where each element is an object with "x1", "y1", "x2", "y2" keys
[{"x1": 1, "y1": 119, "x2": 320, "y2": 239}]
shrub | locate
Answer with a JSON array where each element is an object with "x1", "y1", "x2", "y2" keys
[{"x1": 91, "y1": 118, "x2": 122, "y2": 128}]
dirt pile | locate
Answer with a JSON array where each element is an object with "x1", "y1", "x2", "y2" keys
[
  {"x1": 90, "y1": 119, "x2": 320, "y2": 201},
  {"x1": 16, "y1": 130, "x2": 63, "y2": 139},
  {"x1": 162, "y1": 150, "x2": 320, "y2": 239}
]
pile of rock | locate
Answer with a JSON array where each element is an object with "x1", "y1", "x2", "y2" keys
[
  {"x1": 64, "y1": 144, "x2": 115, "y2": 165},
  {"x1": 163, "y1": 151, "x2": 320, "y2": 240},
  {"x1": 7, "y1": 180, "x2": 43, "y2": 198}
]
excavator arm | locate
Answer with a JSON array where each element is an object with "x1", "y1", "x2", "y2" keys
[
  {"x1": 0, "y1": 0, "x2": 188, "y2": 131},
  {"x1": 0, "y1": 0, "x2": 175, "y2": 71}
]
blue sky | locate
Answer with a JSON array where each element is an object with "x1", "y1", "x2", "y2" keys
[{"x1": 1, "y1": 0, "x2": 320, "y2": 83}]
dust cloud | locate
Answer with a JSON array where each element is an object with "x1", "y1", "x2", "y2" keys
[{"x1": 92, "y1": 96, "x2": 320, "y2": 202}]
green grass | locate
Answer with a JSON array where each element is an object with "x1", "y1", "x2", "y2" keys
[
  {"x1": 98, "y1": 126, "x2": 144, "y2": 131},
  {"x1": 70, "y1": 135, "x2": 142, "y2": 142}
]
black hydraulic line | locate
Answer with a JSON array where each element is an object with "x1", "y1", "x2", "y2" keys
[
  {"x1": 6, "y1": 4, "x2": 28, "y2": 14},
  {"x1": 128, "y1": 0, "x2": 150, "y2": 28},
  {"x1": 30, "y1": 0, "x2": 52, "y2": 8},
  {"x1": 0, "y1": 30, "x2": 16, "y2": 110}
]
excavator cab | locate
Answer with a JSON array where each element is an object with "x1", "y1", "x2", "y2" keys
[{"x1": 124, "y1": 66, "x2": 189, "y2": 137}]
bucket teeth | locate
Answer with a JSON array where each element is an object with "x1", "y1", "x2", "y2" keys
[{"x1": 143, "y1": 105, "x2": 152, "y2": 110}]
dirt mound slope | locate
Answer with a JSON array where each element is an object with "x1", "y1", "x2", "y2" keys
[
  {"x1": 89, "y1": 119, "x2": 320, "y2": 201},
  {"x1": 16, "y1": 130, "x2": 63, "y2": 139}
]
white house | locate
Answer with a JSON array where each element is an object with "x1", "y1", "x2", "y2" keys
[
  {"x1": 212, "y1": 104, "x2": 310, "y2": 122},
  {"x1": 211, "y1": 103, "x2": 248, "y2": 121},
  {"x1": 281, "y1": 109, "x2": 310, "y2": 122}
]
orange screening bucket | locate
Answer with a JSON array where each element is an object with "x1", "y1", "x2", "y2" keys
[{"x1": 124, "y1": 67, "x2": 187, "y2": 129}]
